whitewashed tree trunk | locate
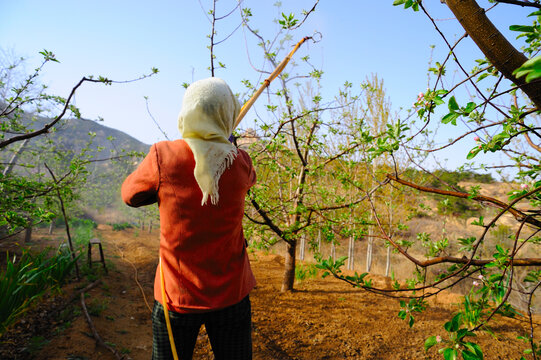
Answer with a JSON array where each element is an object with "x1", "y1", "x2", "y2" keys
[
  {"x1": 366, "y1": 226, "x2": 373, "y2": 272},
  {"x1": 347, "y1": 236, "x2": 355, "y2": 270},
  {"x1": 365, "y1": 160, "x2": 375, "y2": 273},
  {"x1": 385, "y1": 188, "x2": 393, "y2": 277},
  {"x1": 385, "y1": 246, "x2": 391, "y2": 277},
  {"x1": 48, "y1": 221, "x2": 54, "y2": 235},
  {"x1": 317, "y1": 230, "x2": 321, "y2": 253},
  {"x1": 331, "y1": 241, "x2": 336, "y2": 261},
  {"x1": 299, "y1": 235, "x2": 305, "y2": 260},
  {"x1": 348, "y1": 195, "x2": 355, "y2": 270}
]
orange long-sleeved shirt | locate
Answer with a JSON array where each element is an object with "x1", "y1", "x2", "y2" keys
[{"x1": 121, "y1": 140, "x2": 256, "y2": 313}]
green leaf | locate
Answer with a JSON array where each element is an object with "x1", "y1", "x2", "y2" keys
[
  {"x1": 488, "y1": 273, "x2": 503, "y2": 282},
  {"x1": 513, "y1": 55, "x2": 541, "y2": 83},
  {"x1": 476, "y1": 72, "x2": 490, "y2": 82},
  {"x1": 470, "y1": 344, "x2": 483, "y2": 359},
  {"x1": 424, "y1": 336, "x2": 438, "y2": 351},
  {"x1": 443, "y1": 348, "x2": 458, "y2": 360},
  {"x1": 464, "y1": 342, "x2": 483, "y2": 359},
  {"x1": 444, "y1": 314, "x2": 461, "y2": 332},
  {"x1": 525, "y1": 69, "x2": 541, "y2": 82},
  {"x1": 393, "y1": 0, "x2": 406, "y2": 4},
  {"x1": 462, "y1": 350, "x2": 482, "y2": 360},
  {"x1": 464, "y1": 102, "x2": 476, "y2": 114},
  {"x1": 524, "y1": 270, "x2": 541, "y2": 283},
  {"x1": 466, "y1": 146, "x2": 481, "y2": 160},
  {"x1": 335, "y1": 256, "x2": 348, "y2": 266},
  {"x1": 456, "y1": 328, "x2": 470, "y2": 341},
  {"x1": 442, "y1": 112, "x2": 460, "y2": 125},
  {"x1": 433, "y1": 96, "x2": 445, "y2": 105},
  {"x1": 509, "y1": 25, "x2": 535, "y2": 33},
  {"x1": 448, "y1": 96, "x2": 459, "y2": 111}
]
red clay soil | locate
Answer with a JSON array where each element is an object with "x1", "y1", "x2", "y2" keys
[{"x1": 1, "y1": 226, "x2": 538, "y2": 360}]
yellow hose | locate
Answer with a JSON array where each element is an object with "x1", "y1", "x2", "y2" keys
[{"x1": 160, "y1": 257, "x2": 179, "y2": 360}]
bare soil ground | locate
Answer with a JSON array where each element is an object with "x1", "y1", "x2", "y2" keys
[{"x1": 1, "y1": 225, "x2": 539, "y2": 360}]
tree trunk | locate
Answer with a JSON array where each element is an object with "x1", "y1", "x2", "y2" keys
[
  {"x1": 281, "y1": 240, "x2": 297, "y2": 292},
  {"x1": 347, "y1": 236, "x2": 355, "y2": 270},
  {"x1": 317, "y1": 230, "x2": 321, "y2": 253},
  {"x1": 299, "y1": 235, "x2": 305, "y2": 261},
  {"x1": 385, "y1": 246, "x2": 391, "y2": 277},
  {"x1": 48, "y1": 221, "x2": 54, "y2": 235},
  {"x1": 24, "y1": 220, "x2": 32, "y2": 243},
  {"x1": 330, "y1": 241, "x2": 336, "y2": 261},
  {"x1": 386, "y1": 188, "x2": 393, "y2": 277},
  {"x1": 148, "y1": 220, "x2": 152, "y2": 234},
  {"x1": 366, "y1": 229, "x2": 373, "y2": 273},
  {"x1": 366, "y1": 239, "x2": 373, "y2": 272},
  {"x1": 445, "y1": 0, "x2": 541, "y2": 108},
  {"x1": 45, "y1": 164, "x2": 80, "y2": 280}
]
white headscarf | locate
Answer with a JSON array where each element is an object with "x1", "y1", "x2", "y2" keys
[{"x1": 178, "y1": 78, "x2": 240, "y2": 206}]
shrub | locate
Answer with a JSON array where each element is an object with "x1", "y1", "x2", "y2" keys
[
  {"x1": 111, "y1": 222, "x2": 133, "y2": 231},
  {"x1": 295, "y1": 263, "x2": 318, "y2": 281},
  {"x1": 0, "y1": 247, "x2": 79, "y2": 335}
]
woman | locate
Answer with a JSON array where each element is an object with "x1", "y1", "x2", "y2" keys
[{"x1": 121, "y1": 77, "x2": 256, "y2": 360}]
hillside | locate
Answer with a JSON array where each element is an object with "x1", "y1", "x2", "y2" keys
[
  {"x1": 1, "y1": 110, "x2": 150, "y2": 174},
  {"x1": 24, "y1": 115, "x2": 149, "y2": 157}
]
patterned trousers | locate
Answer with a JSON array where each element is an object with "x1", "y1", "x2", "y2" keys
[{"x1": 151, "y1": 296, "x2": 252, "y2": 360}]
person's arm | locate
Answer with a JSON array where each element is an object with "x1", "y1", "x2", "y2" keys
[
  {"x1": 121, "y1": 144, "x2": 160, "y2": 207},
  {"x1": 246, "y1": 151, "x2": 256, "y2": 188}
]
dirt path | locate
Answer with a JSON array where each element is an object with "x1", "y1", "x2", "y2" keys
[{"x1": 3, "y1": 226, "x2": 538, "y2": 359}]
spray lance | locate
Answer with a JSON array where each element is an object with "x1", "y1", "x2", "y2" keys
[
  {"x1": 160, "y1": 33, "x2": 319, "y2": 360},
  {"x1": 234, "y1": 33, "x2": 321, "y2": 129}
]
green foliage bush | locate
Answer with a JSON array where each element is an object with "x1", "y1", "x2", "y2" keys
[
  {"x1": 402, "y1": 169, "x2": 492, "y2": 218},
  {"x1": 51, "y1": 216, "x2": 97, "y2": 229},
  {"x1": 0, "y1": 247, "x2": 79, "y2": 335},
  {"x1": 295, "y1": 263, "x2": 318, "y2": 281},
  {"x1": 111, "y1": 222, "x2": 133, "y2": 231},
  {"x1": 70, "y1": 219, "x2": 97, "y2": 248},
  {"x1": 436, "y1": 196, "x2": 480, "y2": 218},
  {"x1": 429, "y1": 170, "x2": 495, "y2": 188},
  {"x1": 426, "y1": 170, "x2": 489, "y2": 218},
  {"x1": 69, "y1": 218, "x2": 97, "y2": 229}
]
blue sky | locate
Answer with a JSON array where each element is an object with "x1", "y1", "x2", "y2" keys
[{"x1": 0, "y1": 1, "x2": 534, "y2": 172}]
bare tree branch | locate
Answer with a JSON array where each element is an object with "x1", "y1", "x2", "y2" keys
[
  {"x1": 290, "y1": 0, "x2": 320, "y2": 30},
  {"x1": 144, "y1": 96, "x2": 170, "y2": 140},
  {"x1": 1, "y1": 70, "x2": 156, "y2": 149},
  {"x1": 247, "y1": 190, "x2": 287, "y2": 242},
  {"x1": 81, "y1": 293, "x2": 131, "y2": 360},
  {"x1": 495, "y1": 0, "x2": 541, "y2": 9}
]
